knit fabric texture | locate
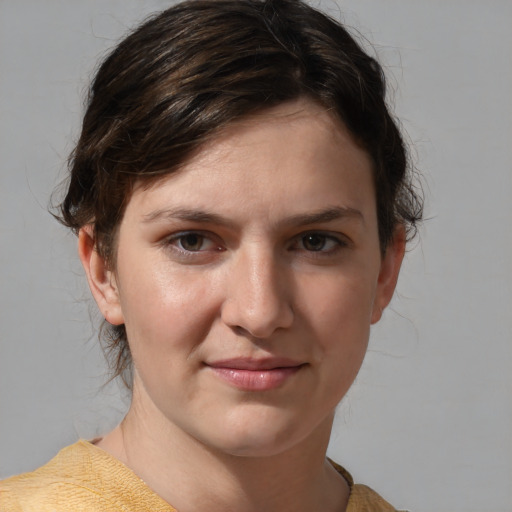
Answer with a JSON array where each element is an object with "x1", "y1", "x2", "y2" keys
[{"x1": 1, "y1": 441, "x2": 399, "y2": 511}]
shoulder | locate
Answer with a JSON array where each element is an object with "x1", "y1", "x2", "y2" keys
[
  {"x1": 349, "y1": 483, "x2": 403, "y2": 512},
  {"x1": 1, "y1": 441, "x2": 119, "y2": 512},
  {"x1": 329, "y1": 459, "x2": 407, "y2": 512},
  {"x1": 0, "y1": 441, "x2": 174, "y2": 512}
]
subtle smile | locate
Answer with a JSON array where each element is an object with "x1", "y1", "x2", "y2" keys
[{"x1": 205, "y1": 359, "x2": 306, "y2": 391}]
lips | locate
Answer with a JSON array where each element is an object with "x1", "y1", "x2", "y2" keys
[{"x1": 205, "y1": 358, "x2": 305, "y2": 391}]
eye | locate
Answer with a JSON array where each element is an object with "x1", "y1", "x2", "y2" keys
[
  {"x1": 167, "y1": 231, "x2": 221, "y2": 253},
  {"x1": 299, "y1": 233, "x2": 340, "y2": 252},
  {"x1": 301, "y1": 234, "x2": 330, "y2": 252},
  {"x1": 178, "y1": 233, "x2": 207, "y2": 251}
]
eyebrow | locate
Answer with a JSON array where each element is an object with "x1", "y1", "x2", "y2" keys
[
  {"x1": 282, "y1": 206, "x2": 364, "y2": 227},
  {"x1": 142, "y1": 205, "x2": 363, "y2": 227},
  {"x1": 142, "y1": 207, "x2": 237, "y2": 227}
]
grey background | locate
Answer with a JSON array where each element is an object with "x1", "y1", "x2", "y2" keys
[{"x1": 1, "y1": 1, "x2": 511, "y2": 511}]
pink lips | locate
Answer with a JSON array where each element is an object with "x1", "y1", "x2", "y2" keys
[{"x1": 206, "y1": 358, "x2": 305, "y2": 391}]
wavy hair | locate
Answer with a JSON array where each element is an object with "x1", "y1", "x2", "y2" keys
[{"x1": 58, "y1": 0, "x2": 423, "y2": 385}]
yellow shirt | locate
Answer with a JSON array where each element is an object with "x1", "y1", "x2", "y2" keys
[{"x1": 1, "y1": 441, "x2": 399, "y2": 511}]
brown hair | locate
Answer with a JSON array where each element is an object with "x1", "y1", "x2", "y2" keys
[{"x1": 58, "y1": 0, "x2": 423, "y2": 384}]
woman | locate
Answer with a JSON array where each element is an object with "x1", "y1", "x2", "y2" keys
[{"x1": 1, "y1": 0, "x2": 422, "y2": 510}]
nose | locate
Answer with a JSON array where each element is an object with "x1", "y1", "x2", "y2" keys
[{"x1": 221, "y1": 248, "x2": 294, "y2": 339}]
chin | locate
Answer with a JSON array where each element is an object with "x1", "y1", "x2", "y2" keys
[
  {"x1": 211, "y1": 432, "x2": 299, "y2": 459},
  {"x1": 198, "y1": 407, "x2": 328, "y2": 459}
]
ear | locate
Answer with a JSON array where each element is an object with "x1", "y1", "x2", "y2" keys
[
  {"x1": 371, "y1": 225, "x2": 406, "y2": 324},
  {"x1": 78, "y1": 226, "x2": 124, "y2": 326}
]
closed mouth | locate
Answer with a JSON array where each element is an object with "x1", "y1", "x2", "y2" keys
[
  {"x1": 205, "y1": 358, "x2": 306, "y2": 390},
  {"x1": 205, "y1": 357, "x2": 305, "y2": 371}
]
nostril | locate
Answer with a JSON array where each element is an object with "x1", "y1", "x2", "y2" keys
[
  {"x1": 231, "y1": 325, "x2": 248, "y2": 337},
  {"x1": 220, "y1": 262, "x2": 295, "y2": 338},
  {"x1": 230, "y1": 324, "x2": 273, "y2": 340}
]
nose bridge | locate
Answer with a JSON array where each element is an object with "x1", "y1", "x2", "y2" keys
[{"x1": 222, "y1": 243, "x2": 293, "y2": 338}]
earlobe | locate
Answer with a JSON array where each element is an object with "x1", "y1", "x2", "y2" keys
[
  {"x1": 78, "y1": 226, "x2": 124, "y2": 326},
  {"x1": 371, "y1": 226, "x2": 406, "y2": 324}
]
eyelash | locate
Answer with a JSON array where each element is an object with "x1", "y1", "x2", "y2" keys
[
  {"x1": 164, "y1": 231, "x2": 224, "y2": 254},
  {"x1": 163, "y1": 230, "x2": 348, "y2": 258},
  {"x1": 290, "y1": 232, "x2": 347, "y2": 256}
]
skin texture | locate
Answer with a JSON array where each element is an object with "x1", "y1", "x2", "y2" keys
[{"x1": 79, "y1": 99, "x2": 405, "y2": 512}]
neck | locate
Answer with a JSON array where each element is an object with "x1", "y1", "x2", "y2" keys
[{"x1": 97, "y1": 385, "x2": 349, "y2": 512}]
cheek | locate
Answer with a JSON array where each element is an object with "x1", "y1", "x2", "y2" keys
[
  {"x1": 116, "y1": 259, "x2": 218, "y2": 359},
  {"x1": 298, "y1": 271, "x2": 376, "y2": 366},
  {"x1": 301, "y1": 269, "x2": 377, "y2": 328},
  {"x1": 312, "y1": 278, "x2": 374, "y2": 395}
]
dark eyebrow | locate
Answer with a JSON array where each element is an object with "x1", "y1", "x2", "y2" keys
[
  {"x1": 142, "y1": 205, "x2": 363, "y2": 227},
  {"x1": 142, "y1": 207, "x2": 237, "y2": 228},
  {"x1": 282, "y1": 206, "x2": 364, "y2": 227}
]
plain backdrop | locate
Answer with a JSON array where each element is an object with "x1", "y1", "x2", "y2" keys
[{"x1": 1, "y1": 1, "x2": 511, "y2": 511}]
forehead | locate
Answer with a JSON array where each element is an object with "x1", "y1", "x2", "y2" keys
[{"x1": 128, "y1": 99, "x2": 375, "y2": 224}]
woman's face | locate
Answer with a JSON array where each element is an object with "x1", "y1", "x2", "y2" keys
[{"x1": 84, "y1": 99, "x2": 403, "y2": 457}]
